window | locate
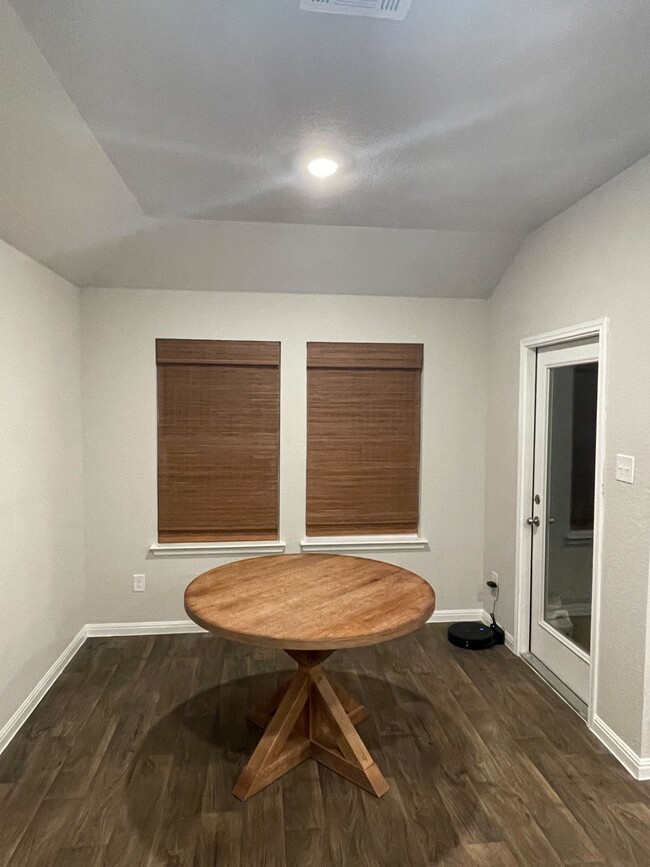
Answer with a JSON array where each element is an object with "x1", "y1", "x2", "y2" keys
[
  {"x1": 156, "y1": 339, "x2": 280, "y2": 542},
  {"x1": 306, "y1": 342, "x2": 423, "y2": 537}
]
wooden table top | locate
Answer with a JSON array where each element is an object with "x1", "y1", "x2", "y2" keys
[{"x1": 184, "y1": 553, "x2": 435, "y2": 650}]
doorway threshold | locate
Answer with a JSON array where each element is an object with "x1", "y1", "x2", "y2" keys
[{"x1": 521, "y1": 652, "x2": 588, "y2": 719}]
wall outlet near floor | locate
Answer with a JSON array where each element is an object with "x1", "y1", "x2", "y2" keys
[
  {"x1": 133, "y1": 573, "x2": 145, "y2": 592},
  {"x1": 490, "y1": 571, "x2": 499, "y2": 586}
]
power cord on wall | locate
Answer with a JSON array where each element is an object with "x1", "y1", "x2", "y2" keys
[
  {"x1": 486, "y1": 579, "x2": 499, "y2": 625},
  {"x1": 486, "y1": 579, "x2": 505, "y2": 645}
]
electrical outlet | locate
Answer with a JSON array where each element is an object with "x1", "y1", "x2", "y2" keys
[
  {"x1": 133, "y1": 574, "x2": 145, "y2": 592},
  {"x1": 490, "y1": 571, "x2": 499, "y2": 586}
]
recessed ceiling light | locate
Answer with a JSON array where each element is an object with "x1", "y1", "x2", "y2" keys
[{"x1": 307, "y1": 157, "x2": 338, "y2": 178}]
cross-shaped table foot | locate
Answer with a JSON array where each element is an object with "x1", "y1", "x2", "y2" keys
[{"x1": 232, "y1": 650, "x2": 389, "y2": 801}]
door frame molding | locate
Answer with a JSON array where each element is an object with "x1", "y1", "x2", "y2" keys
[{"x1": 514, "y1": 318, "x2": 608, "y2": 726}]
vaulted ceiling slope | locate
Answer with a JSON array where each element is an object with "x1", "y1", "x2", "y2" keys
[{"x1": 2, "y1": 0, "x2": 650, "y2": 295}]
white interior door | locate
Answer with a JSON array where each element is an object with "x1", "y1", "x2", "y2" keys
[{"x1": 529, "y1": 339, "x2": 599, "y2": 704}]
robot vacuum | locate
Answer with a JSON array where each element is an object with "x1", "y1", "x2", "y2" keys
[{"x1": 447, "y1": 620, "x2": 504, "y2": 650}]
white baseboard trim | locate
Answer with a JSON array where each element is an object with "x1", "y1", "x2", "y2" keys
[
  {"x1": 0, "y1": 625, "x2": 87, "y2": 756},
  {"x1": 427, "y1": 608, "x2": 485, "y2": 623},
  {"x1": 94, "y1": 614, "x2": 512, "y2": 641},
  {"x1": 591, "y1": 715, "x2": 650, "y2": 781},
  {"x1": 85, "y1": 620, "x2": 207, "y2": 637}
]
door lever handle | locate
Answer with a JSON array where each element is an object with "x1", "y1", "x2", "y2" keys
[{"x1": 527, "y1": 516, "x2": 540, "y2": 527}]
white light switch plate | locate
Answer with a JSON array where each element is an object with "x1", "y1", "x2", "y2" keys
[
  {"x1": 615, "y1": 454, "x2": 635, "y2": 484},
  {"x1": 133, "y1": 573, "x2": 146, "y2": 592}
]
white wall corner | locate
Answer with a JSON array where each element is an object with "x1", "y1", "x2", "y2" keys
[
  {"x1": 591, "y1": 715, "x2": 650, "y2": 781},
  {"x1": 484, "y1": 610, "x2": 517, "y2": 652}
]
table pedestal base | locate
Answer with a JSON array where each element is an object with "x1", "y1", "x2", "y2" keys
[{"x1": 232, "y1": 650, "x2": 389, "y2": 801}]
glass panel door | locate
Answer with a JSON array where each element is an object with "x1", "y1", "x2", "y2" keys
[
  {"x1": 529, "y1": 340, "x2": 599, "y2": 705},
  {"x1": 544, "y1": 362, "x2": 598, "y2": 654}
]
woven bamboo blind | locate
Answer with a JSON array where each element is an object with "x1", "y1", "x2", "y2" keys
[
  {"x1": 306, "y1": 342, "x2": 423, "y2": 536},
  {"x1": 156, "y1": 339, "x2": 280, "y2": 542}
]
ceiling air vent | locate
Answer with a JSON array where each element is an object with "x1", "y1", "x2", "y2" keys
[{"x1": 300, "y1": 0, "x2": 412, "y2": 21}]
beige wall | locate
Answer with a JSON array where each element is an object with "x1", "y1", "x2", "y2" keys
[
  {"x1": 0, "y1": 240, "x2": 85, "y2": 735},
  {"x1": 485, "y1": 155, "x2": 650, "y2": 753},
  {"x1": 81, "y1": 289, "x2": 488, "y2": 624}
]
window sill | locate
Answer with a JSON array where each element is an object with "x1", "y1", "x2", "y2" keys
[
  {"x1": 149, "y1": 540, "x2": 286, "y2": 558},
  {"x1": 300, "y1": 535, "x2": 429, "y2": 553}
]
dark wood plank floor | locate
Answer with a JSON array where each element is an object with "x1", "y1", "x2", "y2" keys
[{"x1": 1, "y1": 625, "x2": 649, "y2": 866}]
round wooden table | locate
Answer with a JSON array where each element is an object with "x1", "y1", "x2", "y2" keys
[{"x1": 184, "y1": 553, "x2": 435, "y2": 800}]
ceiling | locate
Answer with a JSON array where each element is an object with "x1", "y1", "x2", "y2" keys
[{"x1": 2, "y1": 0, "x2": 650, "y2": 294}]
